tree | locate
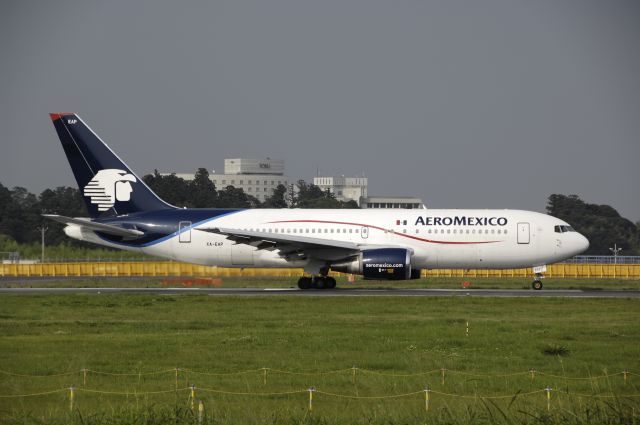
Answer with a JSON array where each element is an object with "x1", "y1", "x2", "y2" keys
[
  {"x1": 294, "y1": 180, "x2": 360, "y2": 209},
  {"x1": 189, "y1": 168, "x2": 218, "y2": 208},
  {"x1": 143, "y1": 170, "x2": 192, "y2": 207},
  {"x1": 0, "y1": 187, "x2": 40, "y2": 244},
  {"x1": 39, "y1": 187, "x2": 87, "y2": 245},
  {"x1": 216, "y1": 186, "x2": 258, "y2": 208},
  {"x1": 546, "y1": 194, "x2": 639, "y2": 255},
  {"x1": 262, "y1": 184, "x2": 288, "y2": 208}
]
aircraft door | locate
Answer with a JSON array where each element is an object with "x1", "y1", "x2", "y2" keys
[
  {"x1": 179, "y1": 221, "x2": 192, "y2": 243},
  {"x1": 517, "y1": 222, "x2": 530, "y2": 244},
  {"x1": 361, "y1": 226, "x2": 369, "y2": 239}
]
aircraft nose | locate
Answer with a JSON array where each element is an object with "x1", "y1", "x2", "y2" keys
[{"x1": 577, "y1": 233, "x2": 589, "y2": 254}]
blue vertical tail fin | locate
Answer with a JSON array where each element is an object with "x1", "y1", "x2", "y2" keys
[{"x1": 49, "y1": 113, "x2": 175, "y2": 218}]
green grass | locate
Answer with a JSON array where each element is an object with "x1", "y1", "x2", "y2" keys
[
  {"x1": 3, "y1": 276, "x2": 640, "y2": 290},
  {"x1": 0, "y1": 294, "x2": 638, "y2": 424}
]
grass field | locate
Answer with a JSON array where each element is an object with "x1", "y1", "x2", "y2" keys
[
  {"x1": 3, "y1": 275, "x2": 640, "y2": 290},
  {"x1": 0, "y1": 291, "x2": 639, "y2": 424}
]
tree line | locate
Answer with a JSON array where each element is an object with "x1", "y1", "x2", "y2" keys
[
  {"x1": 546, "y1": 194, "x2": 640, "y2": 255},
  {"x1": 142, "y1": 168, "x2": 358, "y2": 209},
  {"x1": 0, "y1": 169, "x2": 357, "y2": 255},
  {"x1": 0, "y1": 171, "x2": 638, "y2": 256}
]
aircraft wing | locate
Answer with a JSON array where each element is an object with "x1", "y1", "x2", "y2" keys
[
  {"x1": 42, "y1": 214, "x2": 145, "y2": 238},
  {"x1": 200, "y1": 227, "x2": 399, "y2": 262}
]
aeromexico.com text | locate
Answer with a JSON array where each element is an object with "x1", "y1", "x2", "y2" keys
[{"x1": 415, "y1": 216, "x2": 508, "y2": 226}]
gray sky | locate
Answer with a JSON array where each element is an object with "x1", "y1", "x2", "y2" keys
[{"x1": 3, "y1": 0, "x2": 639, "y2": 220}]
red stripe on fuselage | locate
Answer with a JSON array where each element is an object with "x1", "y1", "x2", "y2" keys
[{"x1": 267, "y1": 219, "x2": 501, "y2": 245}]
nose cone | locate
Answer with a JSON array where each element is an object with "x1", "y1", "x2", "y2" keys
[{"x1": 576, "y1": 233, "x2": 590, "y2": 254}]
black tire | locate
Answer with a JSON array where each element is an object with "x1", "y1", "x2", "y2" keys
[
  {"x1": 298, "y1": 277, "x2": 312, "y2": 289},
  {"x1": 313, "y1": 276, "x2": 326, "y2": 289},
  {"x1": 532, "y1": 280, "x2": 543, "y2": 290},
  {"x1": 325, "y1": 277, "x2": 337, "y2": 289}
]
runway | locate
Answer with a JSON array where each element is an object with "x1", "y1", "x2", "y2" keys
[{"x1": 0, "y1": 287, "x2": 639, "y2": 298}]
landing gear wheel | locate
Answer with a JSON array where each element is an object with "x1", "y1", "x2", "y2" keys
[
  {"x1": 532, "y1": 280, "x2": 543, "y2": 290},
  {"x1": 325, "y1": 276, "x2": 337, "y2": 289},
  {"x1": 297, "y1": 277, "x2": 312, "y2": 289},
  {"x1": 313, "y1": 276, "x2": 326, "y2": 289}
]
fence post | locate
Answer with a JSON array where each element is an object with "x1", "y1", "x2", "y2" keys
[
  {"x1": 69, "y1": 386, "x2": 75, "y2": 412},
  {"x1": 623, "y1": 370, "x2": 629, "y2": 385},
  {"x1": 308, "y1": 387, "x2": 315, "y2": 412},
  {"x1": 190, "y1": 385, "x2": 196, "y2": 410},
  {"x1": 530, "y1": 369, "x2": 535, "y2": 383},
  {"x1": 198, "y1": 399, "x2": 205, "y2": 424},
  {"x1": 175, "y1": 368, "x2": 179, "y2": 391},
  {"x1": 441, "y1": 368, "x2": 445, "y2": 386},
  {"x1": 545, "y1": 387, "x2": 552, "y2": 411},
  {"x1": 352, "y1": 366, "x2": 357, "y2": 385},
  {"x1": 424, "y1": 386, "x2": 430, "y2": 412},
  {"x1": 263, "y1": 367, "x2": 267, "y2": 385}
]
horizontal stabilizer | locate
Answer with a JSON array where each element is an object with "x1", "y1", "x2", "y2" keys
[{"x1": 42, "y1": 214, "x2": 144, "y2": 238}]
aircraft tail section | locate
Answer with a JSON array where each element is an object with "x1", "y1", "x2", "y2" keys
[{"x1": 49, "y1": 113, "x2": 174, "y2": 218}]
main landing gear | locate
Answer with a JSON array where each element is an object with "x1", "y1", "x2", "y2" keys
[{"x1": 297, "y1": 276, "x2": 337, "y2": 290}]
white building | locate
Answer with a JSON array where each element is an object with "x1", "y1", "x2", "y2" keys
[
  {"x1": 360, "y1": 196, "x2": 426, "y2": 209},
  {"x1": 313, "y1": 176, "x2": 368, "y2": 205},
  {"x1": 161, "y1": 158, "x2": 289, "y2": 202}
]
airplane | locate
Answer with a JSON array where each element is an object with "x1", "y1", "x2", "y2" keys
[{"x1": 45, "y1": 113, "x2": 589, "y2": 290}]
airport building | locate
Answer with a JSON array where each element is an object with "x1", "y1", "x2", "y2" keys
[
  {"x1": 162, "y1": 158, "x2": 289, "y2": 202},
  {"x1": 360, "y1": 196, "x2": 426, "y2": 209},
  {"x1": 313, "y1": 176, "x2": 368, "y2": 205}
]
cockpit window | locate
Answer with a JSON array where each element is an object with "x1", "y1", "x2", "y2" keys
[{"x1": 555, "y1": 225, "x2": 576, "y2": 233}]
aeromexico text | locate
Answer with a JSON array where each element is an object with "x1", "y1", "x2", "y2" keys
[{"x1": 415, "y1": 216, "x2": 508, "y2": 226}]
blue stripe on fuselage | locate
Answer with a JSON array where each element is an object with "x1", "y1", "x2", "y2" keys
[{"x1": 94, "y1": 208, "x2": 245, "y2": 247}]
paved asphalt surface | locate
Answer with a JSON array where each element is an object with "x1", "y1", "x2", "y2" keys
[{"x1": 0, "y1": 287, "x2": 638, "y2": 298}]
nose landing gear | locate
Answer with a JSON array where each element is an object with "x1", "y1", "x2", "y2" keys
[{"x1": 531, "y1": 265, "x2": 546, "y2": 290}]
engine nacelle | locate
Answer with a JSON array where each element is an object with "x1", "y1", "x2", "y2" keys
[{"x1": 332, "y1": 248, "x2": 413, "y2": 280}]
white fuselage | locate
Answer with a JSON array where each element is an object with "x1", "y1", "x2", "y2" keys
[{"x1": 77, "y1": 208, "x2": 589, "y2": 271}]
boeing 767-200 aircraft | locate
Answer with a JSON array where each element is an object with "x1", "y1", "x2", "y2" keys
[{"x1": 45, "y1": 113, "x2": 589, "y2": 290}]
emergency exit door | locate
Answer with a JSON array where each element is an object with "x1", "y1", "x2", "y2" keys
[{"x1": 517, "y1": 222, "x2": 530, "y2": 244}]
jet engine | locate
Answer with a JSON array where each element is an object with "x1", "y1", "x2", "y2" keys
[{"x1": 332, "y1": 248, "x2": 416, "y2": 280}]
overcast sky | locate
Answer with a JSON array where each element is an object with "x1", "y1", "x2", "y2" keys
[{"x1": 3, "y1": 0, "x2": 639, "y2": 221}]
